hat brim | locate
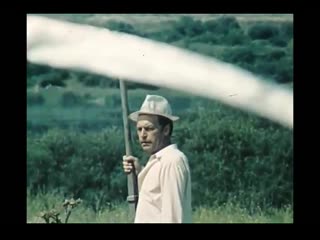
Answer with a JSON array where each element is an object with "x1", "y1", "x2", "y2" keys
[{"x1": 128, "y1": 111, "x2": 179, "y2": 122}]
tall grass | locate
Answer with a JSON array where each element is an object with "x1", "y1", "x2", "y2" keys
[{"x1": 27, "y1": 192, "x2": 292, "y2": 223}]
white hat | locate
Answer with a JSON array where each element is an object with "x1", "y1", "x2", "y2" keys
[{"x1": 128, "y1": 95, "x2": 179, "y2": 122}]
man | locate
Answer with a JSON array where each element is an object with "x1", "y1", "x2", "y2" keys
[{"x1": 123, "y1": 95, "x2": 192, "y2": 223}]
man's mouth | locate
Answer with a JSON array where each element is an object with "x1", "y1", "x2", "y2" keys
[{"x1": 141, "y1": 142, "x2": 151, "y2": 146}]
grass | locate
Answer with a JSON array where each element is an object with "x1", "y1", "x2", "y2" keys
[
  {"x1": 192, "y1": 204, "x2": 292, "y2": 224},
  {"x1": 27, "y1": 192, "x2": 293, "y2": 223}
]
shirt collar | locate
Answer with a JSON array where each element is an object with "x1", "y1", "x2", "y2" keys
[{"x1": 152, "y1": 144, "x2": 177, "y2": 160}]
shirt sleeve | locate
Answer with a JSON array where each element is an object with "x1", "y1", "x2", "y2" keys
[{"x1": 159, "y1": 156, "x2": 189, "y2": 223}]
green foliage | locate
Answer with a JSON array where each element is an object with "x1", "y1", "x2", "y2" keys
[
  {"x1": 27, "y1": 62, "x2": 70, "y2": 88},
  {"x1": 270, "y1": 36, "x2": 288, "y2": 47},
  {"x1": 248, "y1": 23, "x2": 280, "y2": 40},
  {"x1": 74, "y1": 71, "x2": 119, "y2": 88},
  {"x1": 270, "y1": 21, "x2": 293, "y2": 47},
  {"x1": 223, "y1": 29, "x2": 249, "y2": 46},
  {"x1": 125, "y1": 82, "x2": 159, "y2": 91},
  {"x1": 174, "y1": 104, "x2": 292, "y2": 210},
  {"x1": 27, "y1": 128, "x2": 126, "y2": 212},
  {"x1": 27, "y1": 191, "x2": 292, "y2": 223},
  {"x1": 274, "y1": 56, "x2": 293, "y2": 83},
  {"x1": 60, "y1": 91, "x2": 85, "y2": 107},
  {"x1": 27, "y1": 103, "x2": 292, "y2": 211},
  {"x1": 27, "y1": 15, "x2": 293, "y2": 212},
  {"x1": 219, "y1": 42, "x2": 292, "y2": 83},
  {"x1": 222, "y1": 46, "x2": 256, "y2": 65},
  {"x1": 170, "y1": 16, "x2": 245, "y2": 47},
  {"x1": 190, "y1": 32, "x2": 221, "y2": 45},
  {"x1": 27, "y1": 93, "x2": 45, "y2": 106},
  {"x1": 27, "y1": 105, "x2": 124, "y2": 133},
  {"x1": 203, "y1": 16, "x2": 241, "y2": 35},
  {"x1": 105, "y1": 21, "x2": 136, "y2": 34},
  {"x1": 40, "y1": 78, "x2": 66, "y2": 88},
  {"x1": 174, "y1": 16, "x2": 204, "y2": 37},
  {"x1": 27, "y1": 62, "x2": 52, "y2": 77}
]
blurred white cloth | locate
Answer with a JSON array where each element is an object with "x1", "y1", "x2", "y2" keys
[{"x1": 27, "y1": 15, "x2": 293, "y2": 129}]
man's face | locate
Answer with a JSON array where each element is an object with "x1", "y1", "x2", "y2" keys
[{"x1": 136, "y1": 114, "x2": 166, "y2": 155}]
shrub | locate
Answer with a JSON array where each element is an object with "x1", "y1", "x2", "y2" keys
[
  {"x1": 27, "y1": 128, "x2": 127, "y2": 211},
  {"x1": 27, "y1": 93, "x2": 45, "y2": 106},
  {"x1": 60, "y1": 91, "x2": 84, "y2": 107},
  {"x1": 27, "y1": 104, "x2": 293, "y2": 211},
  {"x1": 203, "y1": 16, "x2": 241, "y2": 35},
  {"x1": 248, "y1": 23, "x2": 280, "y2": 40},
  {"x1": 174, "y1": 104, "x2": 292, "y2": 209},
  {"x1": 105, "y1": 21, "x2": 137, "y2": 35},
  {"x1": 174, "y1": 16, "x2": 204, "y2": 37}
]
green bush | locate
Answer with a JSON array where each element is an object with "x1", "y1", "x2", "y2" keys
[
  {"x1": 174, "y1": 104, "x2": 292, "y2": 209},
  {"x1": 190, "y1": 32, "x2": 221, "y2": 45},
  {"x1": 27, "y1": 93, "x2": 45, "y2": 106},
  {"x1": 174, "y1": 16, "x2": 204, "y2": 37},
  {"x1": 60, "y1": 91, "x2": 84, "y2": 107},
  {"x1": 248, "y1": 23, "x2": 280, "y2": 40},
  {"x1": 203, "y1": 16, "x2": 241, "y2": 35},
  {"x1": 27, "y1": 62, "x2": 52, "y2": 78},
  {"x1": 222, "y1": 46, "x2": 256, "y2": 65},
  {"x1": 223, "y1": 29, "x2": 249, "y2": 46},
  {"x1": 40, "y1": 79, "x2": 66, "y2": 88},
  {"x1": 105, "y1": 21, "x2": 137, "y2": 35},
  {"x1": 274, "y1": 57, "x2": 293, "y2": 83},
  {"x1": 75, "y1": 72, "x2": 118, "y2": 88},
  {"x1": 279, "y1": 22, "x2": 293, "y2": 41},
  {"x1": 253, "y1": 60, "x2": 278, "y2": 79},
  {"x1": 27, "y1": 104, "x2": 293, "y2": 211},
  {"x1": 185, "y1": 17, "x2": 245, "y2": 46},
  {"x1": 270, "y1": 36, "x2": 288, "y2": 47},
  {"x1": 27, "y1": 128, "x2": 127, "y2": 211},
  {"x1": 27, "y1": 63, "x2": 69, "y2": 88}
]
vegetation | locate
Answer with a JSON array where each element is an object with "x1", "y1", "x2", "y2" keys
[
  {"x1": 27, "y1": 15, "x2": 293, "y2": 89},
  {"x1": 27, "y1": 14, "x2": 293, "y2": 223},
  {"x1": 27, "y1": 191, "x2": 292, "y2": 223},
  {"x1": 27, "y1": 102, "x2": 292, "y2": 215}
]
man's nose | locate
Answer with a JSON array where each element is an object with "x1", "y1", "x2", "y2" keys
[{"x1": 141, "y1": 129, "x2": 147, "y2": 137}]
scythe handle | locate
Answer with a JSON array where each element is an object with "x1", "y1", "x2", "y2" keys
[{"x1": 119, "y1": 79, "x2": 139, "y2": 217}]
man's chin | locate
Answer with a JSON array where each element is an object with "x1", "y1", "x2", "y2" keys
[{"x1": 142, "y1": 145, "x2": 153, "y2": 154}]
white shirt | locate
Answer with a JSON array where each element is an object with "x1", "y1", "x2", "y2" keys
[{"x1": 134, "y1": 144, "x2": 192, "y2": 223}]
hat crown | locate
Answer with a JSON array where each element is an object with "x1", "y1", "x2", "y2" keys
[
  {"x1": 140, "y1": 95, "x2": 172, "y2": 116},
  {"x1": 128, "y1": 95, "x2": 179, "y2": 122}
]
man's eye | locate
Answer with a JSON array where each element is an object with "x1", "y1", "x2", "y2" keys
[{"x1": 137, "y1": 128, "x2": 142, "y2": 132}]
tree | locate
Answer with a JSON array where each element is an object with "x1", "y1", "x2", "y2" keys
[
  {"x1": 203, "y1": 16, "x2": 241, "y2": 35},
  {"x1": 39, "y1": 72, "x2": 67, "y2": 88},
  {"x1": 174, "y1": 16, "x2": 204, "y2": 37},
  {"x1": 27, "y1": 62, "x2": 51, "y2": 77},
  {"x1": 248, "y1": 23, "x2": 280, "y2": 40}
]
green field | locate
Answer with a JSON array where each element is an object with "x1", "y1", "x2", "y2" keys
[{"x1": 27, "y1": 192, "x2": 292, "y2": 223}]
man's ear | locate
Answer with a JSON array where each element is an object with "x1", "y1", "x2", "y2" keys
[{"x1": 163, "y1": 124, "x2": 170, "y2": 136}]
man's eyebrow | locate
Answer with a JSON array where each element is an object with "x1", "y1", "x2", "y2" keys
[{"x1": 137, "y1": 124, "x2": 154, "y2": 128}]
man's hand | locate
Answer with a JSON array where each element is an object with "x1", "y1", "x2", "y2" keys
[{"x1": 123, "y1": 155, "x2": 142, "y2": 175}]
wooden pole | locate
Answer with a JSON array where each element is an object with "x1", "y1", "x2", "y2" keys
[{"x1": 119, "y1": 79, "x2": 139, "y2": 220}]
